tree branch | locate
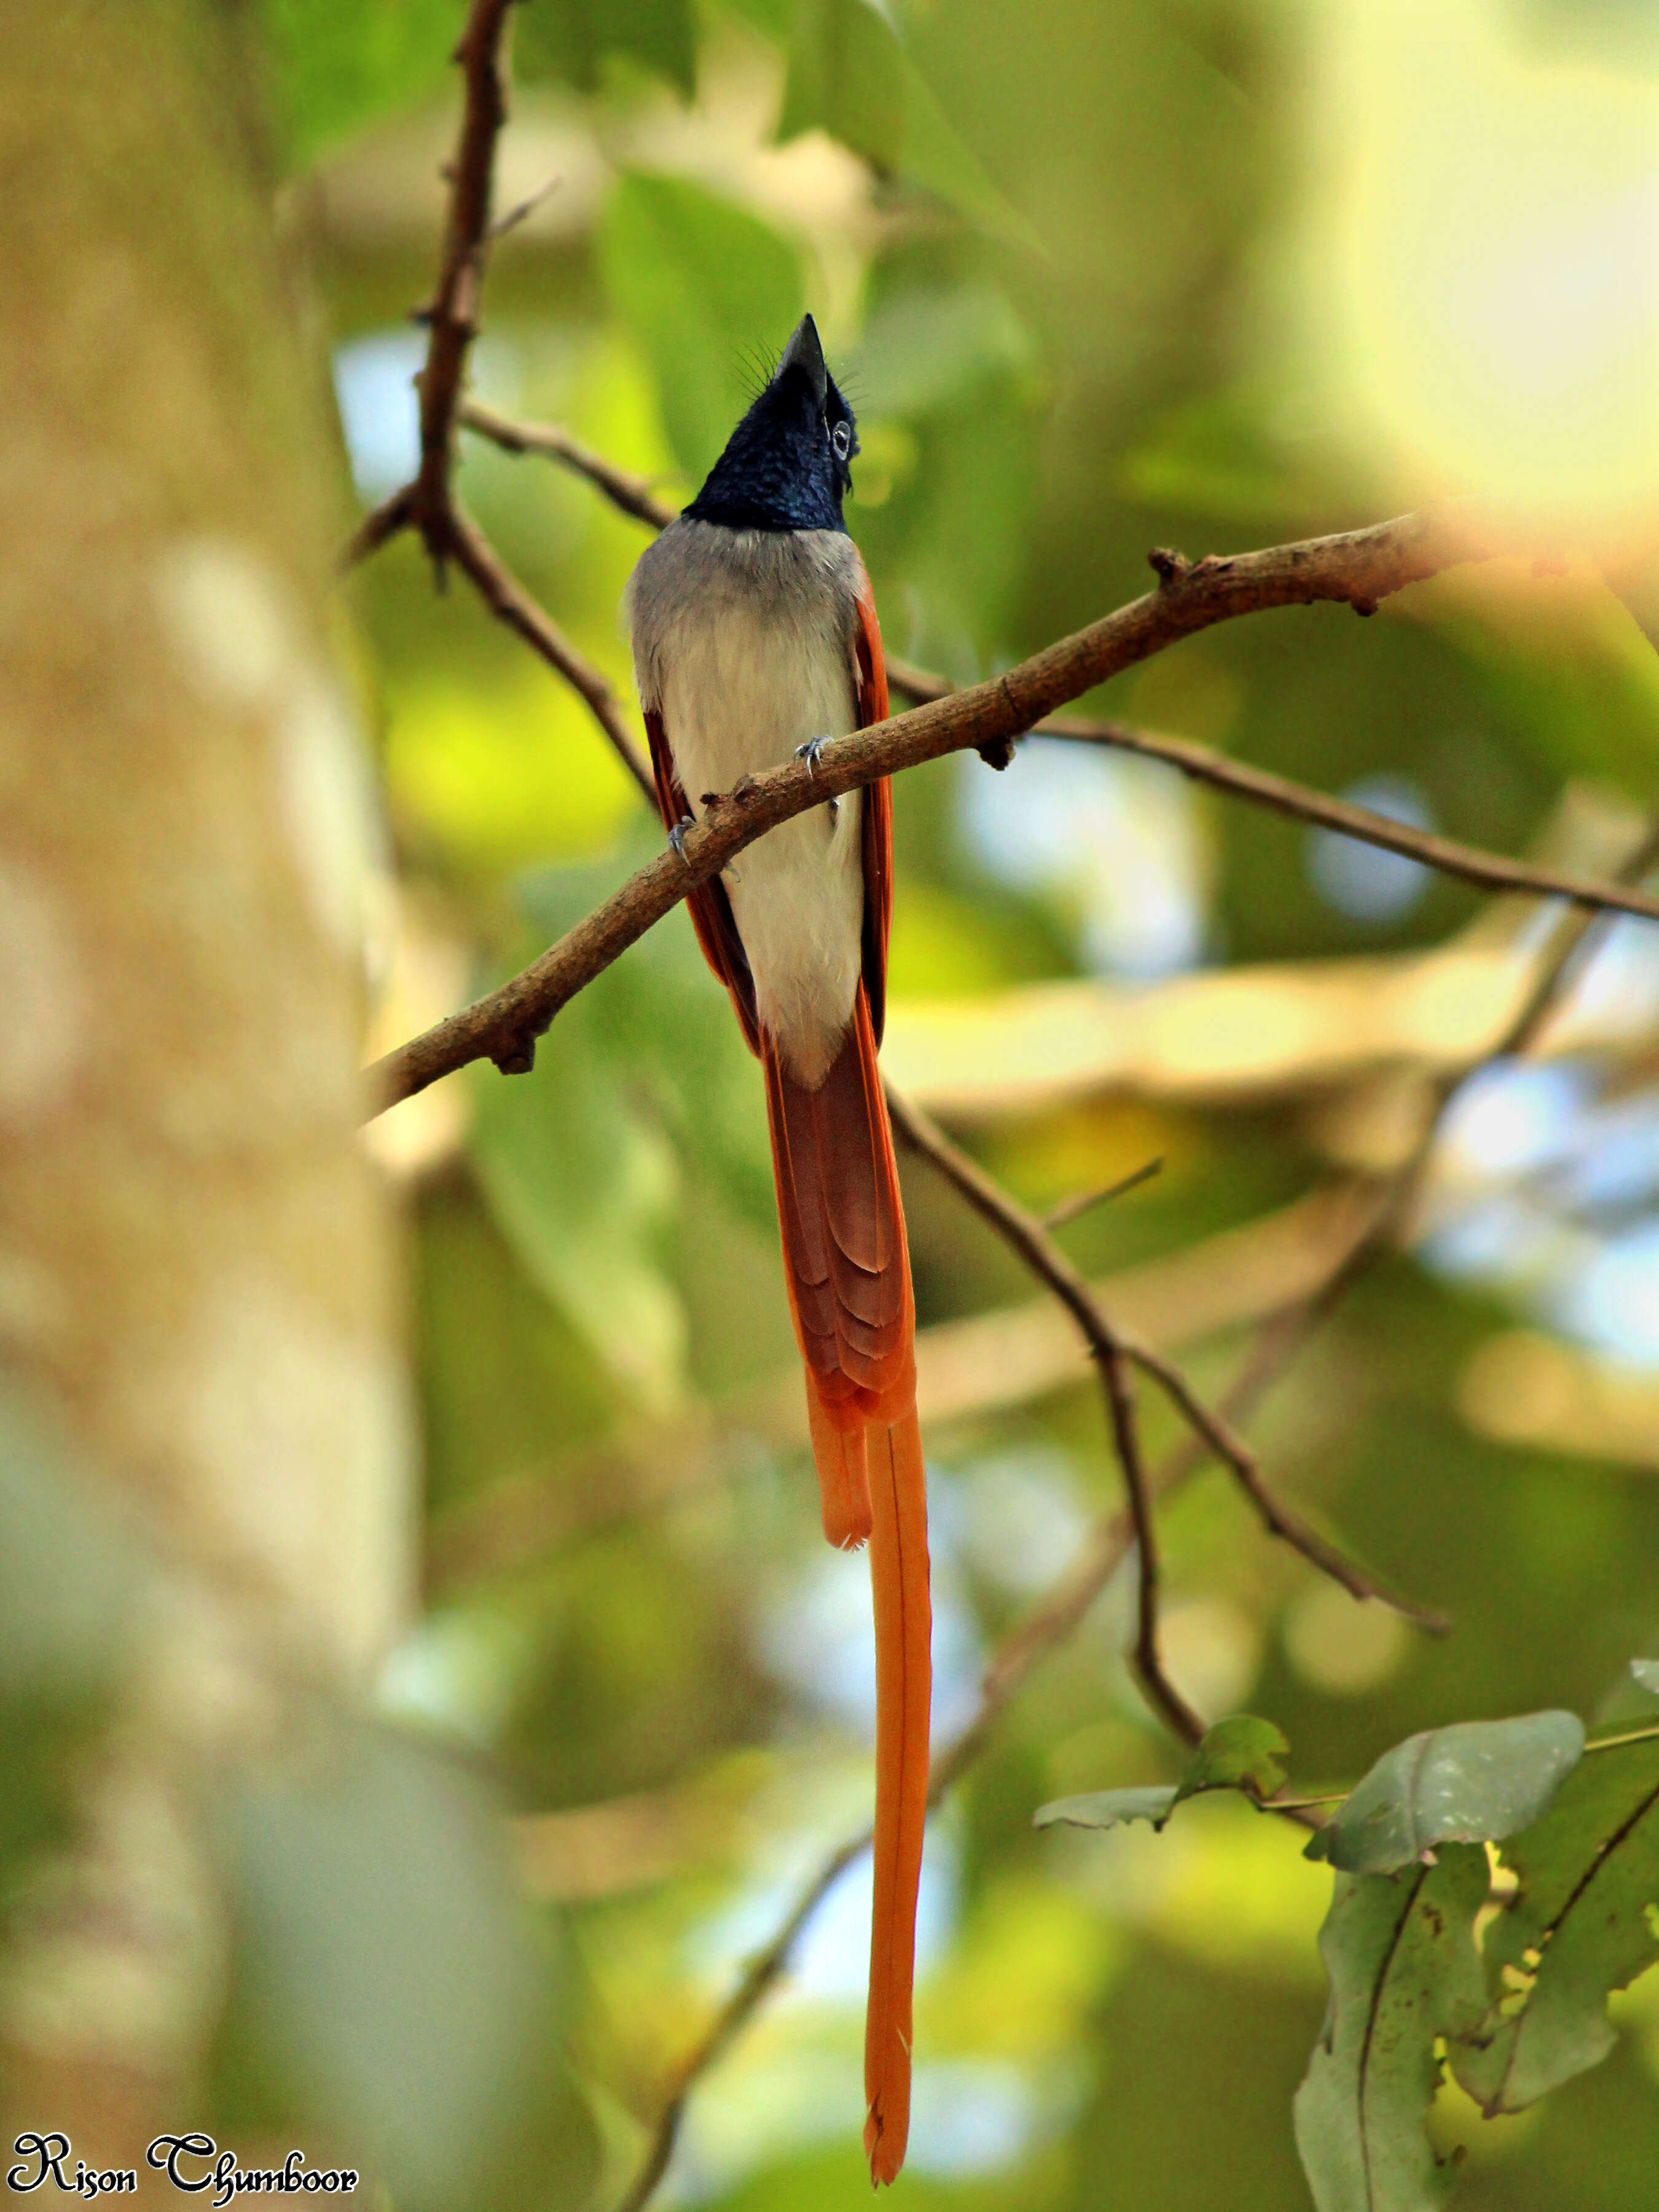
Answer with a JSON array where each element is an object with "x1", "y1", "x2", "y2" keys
[
  {"x1": 456, "y1": 398, "x2": 1659, "y2": 925},
  {"x1": 364, "y1": 503, "x2": 1659, "y2": 1118},
  {"x1": 411, "y1": 0, "x2": 517, "y2": 554},
  {"x1": 334, "y1": 0, "x2": 654, "y2": 799}
]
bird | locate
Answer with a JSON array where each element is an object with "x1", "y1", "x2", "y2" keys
[{"x1": 625, "y1": 313, "x2": 930, "y2": 2187}]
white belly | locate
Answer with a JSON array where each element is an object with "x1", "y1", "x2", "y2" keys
[{"x1": 627, "y1": 524, "x2": 866, "y2": 1088}]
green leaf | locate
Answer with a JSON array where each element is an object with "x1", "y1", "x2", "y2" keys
[
  {"x1": 1631, "y1": 1658, "x2": 1659, "y2": 1698},
  {"x1": 597, "y1": 173, "x2": 805, "y2": 482},
  {"x1": 1304, "y1": 1712, "x2": 1585, "y2": 1874},
  {"x1": 1033, "y1": 1786, "x2": 1179, "y2": 1833},
  {"x1": 1450, "y1": 1735, "x2": 1659, "y2": 2116},
  {"x1": 1172, "y1": 1714, "x2": 1290, "y2": 1810},
  {"x1": 1035, "y1": 1719, "x2": 1289, "y2": 1836},
  {"x1": 1294, "y1": 1845, "x2": 1490, "y2": 2212},
  {"x1": 219, "y1": 1721, "x2": 595, "y2": 2212}
]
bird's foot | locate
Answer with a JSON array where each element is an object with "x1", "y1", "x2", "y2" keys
[
  {"x1": 794, "y1": 735, "x2": 831, "y2": 775},
  {"x1": 668, "y1": 815, "x2": 694, "y2": 866}
]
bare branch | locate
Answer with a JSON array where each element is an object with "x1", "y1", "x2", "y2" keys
[
  {"x1": 885, "y1": 1086, "x2": 1438, "y2": 1633},
  {"x1": 445, "y1": 506, "x2": 653, "y2": 797},
  {"x1": 446, "y1": 402, "x2": 1659, "y2": 939},
  {"x1": 460, "y1": 399, "x2": 678, "y2": 530},
  {"x1": 332, "y1": 1, "x2": 654, "y2": 798},
  {"x1": 364, "y1": 504, "x2": 1659, "y2": 1116},
  {"x1": 892, "y1": 1086, "x2": 1210, "y2": 1738},
  {"x1": 411, "y1": 0, "x2": 517, "y2": 552}
]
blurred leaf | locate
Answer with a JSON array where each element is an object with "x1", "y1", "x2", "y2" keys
[
  {"x1": 780, "y1": 0, "x2": 900, "y2": 167},
  {"x1": 1632, "y1": 1658, "x2": 1659, "y2": 1698},
  {"x1": 1033, "y1": 1784, "x2": 1179, "y2": 1833},
  {"x1": 383, "y1": 672, "x2": 641, "y2": 876},
  {"x1": 891, "y1": 46, "x2": 1043, "y2": 250},
  {"x1": 1304, "y1": 1713, "x2": 1585, "y2": 1874},
  {"x1": 597, "y1": 173, "x2": 804, "y2": 482},
  {"x1": 849, "y1": 283, "x2": 1035, "y2": 420},
  {"x1": 1435, "y1": 574, "x2": 1659, "y2": 792},
  {"x1": 1120, "y1": 388, "x2": 1325, "y2": 527},
  {"x1": 516, "y1": 0, "x2": 696, "y2": 95},
  {"x1": 468, "y1": 847, "x2": 787, "y2": 1410},
  {"x1": 1450, "y1": 1735, "x2": 1659, "y2": 2117},
  {"x1": 470, "y1": 1015, "x2": 687, "y2": 1413},
  {"x1": 777, "y1": 0, "x2": 1039, "y2": 246},
  {"x1": 0, "y1": 1385, "x2": 136, "y2": 1902},
  {"x1": 517, "y1": 853, "x2": 776, "y2": 1231},
  {"x1": 1294, "y1": 1845, "x2": 1489, "y2": 2212},
  {"x1": 219, "y1": 1719, "x2": 595, "y2": 2212},
  {"x1": 1172, "y1": 1714, "x2": 1290, "y2": 1810},
  {"x1": 257, "y1": 0, "x2": 457, "y2": 167}
]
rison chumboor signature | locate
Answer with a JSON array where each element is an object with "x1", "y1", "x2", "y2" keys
[{"x1": 8, "y1": 2133, "x2": 359, "y2": 2203}]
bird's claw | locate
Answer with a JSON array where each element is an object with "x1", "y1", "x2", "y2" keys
[
  {"x1": 668, "y1": 815, "x2": 694, "y2": 865},
  {"x1": 794, "y1": 735, "x2": 831, "y2": 775}
]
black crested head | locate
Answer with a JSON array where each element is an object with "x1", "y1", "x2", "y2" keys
[{"x1": 684, "y1": 314, "x2": 858, "y2": 535}]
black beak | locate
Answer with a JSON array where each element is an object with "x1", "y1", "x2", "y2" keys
[{"x1": 777, "y1": 313, "x2": 828, "y2": 407}]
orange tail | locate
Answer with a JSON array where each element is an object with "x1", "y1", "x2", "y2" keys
[
  {"x1": 762, "y1": 986, "x2": 929, "y2": 2184},
  {"x1": 863, "y1": 1403, "x2": 930, "y2": 2184}
]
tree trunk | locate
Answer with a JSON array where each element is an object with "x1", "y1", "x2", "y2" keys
[{"x1": 0, "y1": 0, "x2": 407, "y2": 2175}]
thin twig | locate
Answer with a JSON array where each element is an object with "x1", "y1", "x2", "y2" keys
[
  {"x1": 460, "y1": 399, "x2": 678, "y2": 529},
  {"x1": 488, "y1": 173, "x2": 560, "y2": 240},
  {"x1": 1043, "y1": 1156, "x2": 1163, "y2": 1228},
  {"x1": 339, "y1": 485, "x2": 414, "y2": 570},
  {"x1": 445, "y1": 506, "x2": 653, "y2": 797},
  {"x1": 885, "y1": 1086, "x2": 1437, "y2": 1634}
]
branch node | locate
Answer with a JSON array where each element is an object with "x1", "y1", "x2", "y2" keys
[
  {"x1": 490, "y1": 1037, "x2": 536, "y2": 1075},
  {"x1": 1351, "y1": 595, "x2": 1379, "y2": 618},
  {"x1": 976, "y1": 736, "x2": 1016, "y2": 771},
  {"x1": 1147, "y1": 546, "x2": 1190, "y2": 586}
]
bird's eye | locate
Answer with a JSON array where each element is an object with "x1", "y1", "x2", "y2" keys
[{"x1": 831, "y1": 420, "x2": 852, "y2": 460}]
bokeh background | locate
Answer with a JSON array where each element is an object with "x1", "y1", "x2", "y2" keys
[{"x1": 9, "y1": 1, "x2": 1659, "y2": 2206}]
